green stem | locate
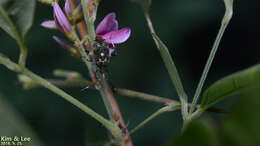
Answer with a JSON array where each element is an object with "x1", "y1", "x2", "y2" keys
[
  {"x1": 75, "y1": 28, "x2": 115, "y2": 122},
  {"x1": 130, "y1": 103, "x2": 180, "y2": 135},
  {"x1": 115, "y1": 88, "x2": 174, "y2": 105},
  {"x1": 189, "y1": 3, "x2": 233, "y2": 115},
  {"x1": 79, "y1": 53, "x2": 115, "y2": 121},
  {"x1": 81, "y1": 0, "x2": 95, "y2": 44},
  {"x1": 0, "y1": 55, "x2": 123, "y2": 139},
  {"x1": 0, "y1": 6, "x2": 27, "y2": 67},
  {"x1": 98, "y1": 76, "x2": 115, "y2": 121},
  {"x1": 79, "y1": 0, "x2": 117, "y2": 123}
]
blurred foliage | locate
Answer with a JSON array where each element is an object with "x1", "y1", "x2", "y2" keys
[
  {"x1": 167, "y1": 87, "x2": 260, "y2": 146},
  {"x1": 201, "y1": 64, "x2": 260, "y2": 110},
  {"x1": 167, "y1": 119, "x2": 218, "y2": 146},
  {"x1": 0, "y1": 0, "x2": 35, "y2": 39},
  {"x1": 0, "y1": 0, "x2": 260, "y2": 146},
  {"x1": 0, "y1": 95, "x2": 44, "y2": 146}
]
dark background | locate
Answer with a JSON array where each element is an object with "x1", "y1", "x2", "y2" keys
[{"x1": 0, "y1": 0, "x2": 259, "y2": 146}]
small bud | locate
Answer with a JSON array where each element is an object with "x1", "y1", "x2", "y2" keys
[
  {"x1": 64, "y1": 0, "x2": 72, "y2": 17},
  {"x1": 38, "y1": 0, "x2": 57, "y2": 5},
  {"x1": 41, "y1": 20, "x2": 57, "y2": 29}
]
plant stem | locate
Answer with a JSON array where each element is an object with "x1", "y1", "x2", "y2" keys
[
  {"x1": 81, "y1": 0, "x2": 95, "y2": 44},
  {"x1": 0, "y1": 55, "x2": 123, "y2": 139},
  {"x1": 130, "y1": 103, "x2": 180, "y2": 135},
  {"x1": 79, "y1": 0, "x2": 115, "y2": 122},
  {"x1": 115, "y1": 88, "x2": 174, "y2": 104},
  {"x1": 98, "y1": 76, "x2": 115, "y2": 121},
  {"x1": 0, "y1": 6, "x2": 27, "y2": 67},
  {"x1": 71, "y1": 1, "x2": 133, "y2": 145},
  {"x1": 189, "y1": 1, "x2": 233, "y2": 115}
]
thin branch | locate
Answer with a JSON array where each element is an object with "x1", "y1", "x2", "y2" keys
[
  {"x1": 114, "y1": 88, "x2": 174, "y2": 105},
  {"x1": 130, "y1": 103, "x2": 180, "y2": 135}
]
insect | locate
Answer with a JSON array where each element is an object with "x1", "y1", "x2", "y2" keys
[{"x1": 91, "y1": 36, "x2": 112, "y2": 74}]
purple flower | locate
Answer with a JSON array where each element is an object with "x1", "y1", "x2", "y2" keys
[
  {"x1": 64, "y1": 0, "x2": 72, "y2": 17},
  {"x1": 96, "y1": 13, "x2": 131, "y2": 55},
  {"x1": 53, "y1": 2, "x2": 71, "y2": 33}
]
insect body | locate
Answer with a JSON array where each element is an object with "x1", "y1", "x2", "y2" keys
[{"x1": 92, "y1": 36, "x2": 111, "y2": 73}]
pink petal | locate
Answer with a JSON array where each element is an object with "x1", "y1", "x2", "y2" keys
[
  {"x1": 96, "y1": 12, "x2": 118, "y2": 35},
  {"x1": 64, "y1": 0, "x2": 72, "y2": 16},
  {"x1": 53, "y1": 2, "x2": 71, "y2": 33},
  {"x1": 101, "y1": 27, "x2": 131, "y2": 44},
  {"x1": 41, "y1": 20, "x2": 57, "y2": 29}
]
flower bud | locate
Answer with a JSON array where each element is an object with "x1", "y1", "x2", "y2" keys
[{"x1": 53, "y1": 2, "x2": 71, "y2": 33}]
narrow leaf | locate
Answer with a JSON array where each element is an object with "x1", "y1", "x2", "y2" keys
[
  {"x1": 151, "y1": 33, "x2": 186, "y2": 100},
  {"x1": 0, "y1": 0, "x2": 35, "y2": 39},
  {"x1": 201, "y1": 64, "x2": 260, "y2": 110}
]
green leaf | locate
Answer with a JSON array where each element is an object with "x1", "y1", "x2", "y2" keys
[
  {"x1": 151, "y1": 33, "x2": 188, "y2": 119},
  {"x1": 167, "y1": 119, "x2": 218, "y2": 146},
  {"x1": 167, "y1": 90, "x2": 260, "y2": 146},
  {"x1": 220, "y1": 89, "x2": 260, "y2": 146},
  {"x1": 151, "y1": 33, "x2": 186, "y2": 100},
  {"x1": 0, "y1": 0, "x2": 35, "y2": 40},
  {"x1": 201, "y1": 64, "x2": 260, "y2": 110},
  {"x1": 130, "y1": 0, "x2": 151, "y2": 12}
]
